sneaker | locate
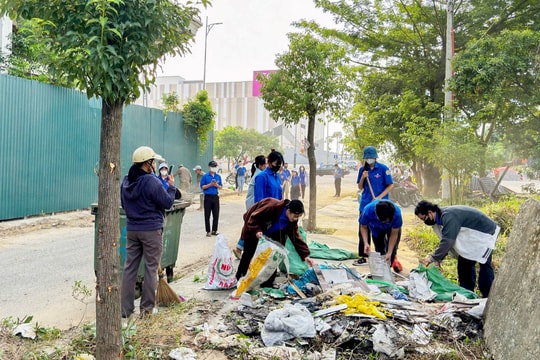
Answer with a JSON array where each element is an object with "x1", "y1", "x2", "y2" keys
[
  {"x1": 352, "y1": 257, "x2": 368, "y2": 266},
  {"x1": 206, "y1": 232, "x2": 211, "y2": 237},
  {"x1": 232, "y1": 248, "x2": 242, "y2": 260},
  {"x1": 211, "y1": 231, "x2": 219, "y2": 236}
]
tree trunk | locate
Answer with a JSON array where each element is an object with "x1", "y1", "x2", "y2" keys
[
  {"x1": 306, "y1": 113, "x2": 317, "y2": 231},
  {"x1": 422, "y1": 161, "x2": 442, "y2": 198},
  {"x1": 95, "y1": 99, "x2": 123, "y2": 359}
]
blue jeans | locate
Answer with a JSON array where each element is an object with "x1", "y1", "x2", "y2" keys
[
  {"x1": 457, "y1": 255, "x2": 494, "y2": 298},
  {"x1": 237, "y1": 176, "x2": 245, "y2": 193}
]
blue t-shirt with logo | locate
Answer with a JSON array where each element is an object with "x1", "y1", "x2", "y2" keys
[{"x1": 356, "y1": 162, "x2": 393, "y2": 212}]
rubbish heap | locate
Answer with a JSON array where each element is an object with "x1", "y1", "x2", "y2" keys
[{"x1": 185, "y1": 257, "x2": 487, "y2": 360}]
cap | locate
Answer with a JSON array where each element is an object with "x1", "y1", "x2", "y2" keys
[
  {"x1": 363, "y1": 146, "x2": 378, "y2": 159},
  {"x1": 287, "y1": 200, "x2": 305, "y2": 214},
  {"x1": 132, "y1": 146, "x2": 164, "y2": 163},
  {"x1": 208, "y1": 160, "x2": 218, "y2": 167},
  {"x1": 158, "y1": 163, "x2": 169, "y2": 170},
  {"x1": 193, "y1": 165, "x2": 202, "y2": 171}
]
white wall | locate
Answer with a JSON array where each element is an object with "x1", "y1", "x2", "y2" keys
[{"x1": 0, "y1": 16, "x2": 12, "y2": 65}]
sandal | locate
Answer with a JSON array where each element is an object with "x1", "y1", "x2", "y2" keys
[{"x1": 352, "y1": 257, "x2": 368, "y2": 266}]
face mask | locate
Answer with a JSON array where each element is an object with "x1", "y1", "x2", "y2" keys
[
  {"x1": 366, "y1": 159, "x2": 376, "y2": 165},
  {"x1": 210, "y1": 167, "x2": 218, "y2": 172},
  {"x1": 271, "y1": 165, "x2": 281, "y2": 172},
  {"x1": 160, "y1": 170, "x2": 168, "y2": 176},
  {"x1": 424, "y1": 218, "x2": 436, "y2": 226},
  {"x1": 148, "y1": 160, "x2": 156, "y2": 174}
]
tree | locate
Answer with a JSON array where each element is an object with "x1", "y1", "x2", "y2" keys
[
  {"x1": 0, "y1": 0, "x2": 207, "y2": 357},
  {"x1": 305, "y1": 0, "x2": 540, "y2": 200},
  {"x1": 258, "y1": 33, "x2": 350, "y2": 230},
  {"x1": 451, "y1": 29, "x2": 540, "y2": 171},
  {"x1": 182, "y1": 90, "x2": 216, "y2": 153},
  {"x1": 214, "y1": 126, "x2": 279, "y2": 169}
]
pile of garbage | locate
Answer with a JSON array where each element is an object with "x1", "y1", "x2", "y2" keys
[
  {"x1": 183, "y1": 258, "x2": 488, "y2": 360},
  {"x1": 167, "y1": 237, "x2": 487, "y2": 359}
]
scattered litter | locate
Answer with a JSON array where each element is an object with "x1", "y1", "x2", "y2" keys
[
  {"x1": 261, "y1": 303, "x2": 315, "y2": 346},
  {"x1": 12, "y1": 323, "x2": 36, "y2": 339},
  {"x1": 372, "y1": 323, "x2": 405, "y2": 358},
  {"x1": 169, "y1": 347, "x2": 197, "y2": 360},
  {"x1": 312, "y1": 304, "x2": 348, "y2": 318},
  {"x1": 336, "y1": 294, "x2": 389, "y2": 319},
  {"x1": 250, "y1": 345, "x2": 301, "y2": 358},
  {"x1": 73, "y1": 355, "x2": 95, "y2": 360},
  {"x1": 408, "y1": 270, "x2": 437, "y2": 301}
]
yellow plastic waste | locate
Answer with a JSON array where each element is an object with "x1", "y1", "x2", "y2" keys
[
  {"x1": 335, "y1": 294, "x2": 390, "y2": 320},
  {"x1": 233, "y1": 247, "x2": 272, "y2": 297}
]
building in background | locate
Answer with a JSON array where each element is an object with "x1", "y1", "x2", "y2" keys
[{"x1": 134, "y1": 73, "x2": 345, "y2": 166}]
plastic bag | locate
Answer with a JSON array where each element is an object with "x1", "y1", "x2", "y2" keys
[
  {"x1": 204, "y1": 234, "x2": 237, "y2": 290},
  {"x1": 261, "y1": 303, "x2": 315, "y2": 346},
  {"x1": 232, "y1": 236, "x2": 288, "y2": 298},
  {"x1": 414, "y1": 264, "x2": 478, "y2": 301},
  {"x1": 368, "y1": 252, "x2": 394, "y2": 284}
]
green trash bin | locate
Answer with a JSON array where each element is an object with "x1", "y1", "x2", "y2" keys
[{"x1": 91, "y1": 200, "x2": 190, "y2": 284}]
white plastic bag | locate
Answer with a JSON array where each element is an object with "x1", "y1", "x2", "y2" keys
[
  {"x1": 368, "y1": 251, "x2": 394, "y2": 284},
  {"x1": 204, "y1": 234, "x2": 237, "y2": 290},
  {"x1": 261, "y1": 303, "x2": 316, "y2": 346},
  {"x1": 232, "y1": 236, "x2": 288, "y2": 298}
]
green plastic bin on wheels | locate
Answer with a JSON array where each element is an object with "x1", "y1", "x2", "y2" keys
[{"x1": 91, "y1": 200, "x2": 190, "y2": 285}]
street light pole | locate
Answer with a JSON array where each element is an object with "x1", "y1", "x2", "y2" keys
[{"x1": 203, "y1": 16, "x2": 223, "y2": 90}]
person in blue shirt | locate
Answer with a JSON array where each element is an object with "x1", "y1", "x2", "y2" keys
[
  {"x1": 232, "y1": 155, "x2": 267, "y2": 259},
  {"x1": 254, "y1": 150, "x2": 283, "y2": 203},
  {"x1": 353, "y1": 146, "x2": 394, "y2": 266},
  {"x1": 280, "y1": 162, "x2": 292, "y2": 199},
  {"x1": 200, "y1": 160, "x2": 223, "y2": 237},
  {"x1": 360, "y1": 200, "x2": 402, "y2": 265},
  {"x1": 333, "y1": 163, "x2": 344, "y2": 197},
  {"x1": 236, "y1": 161, "x2": 247, "y2": 195}
]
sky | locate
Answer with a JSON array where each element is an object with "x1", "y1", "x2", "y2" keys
[{"x1": 159, "y1": 0, "x2": 335, "y2": 83}]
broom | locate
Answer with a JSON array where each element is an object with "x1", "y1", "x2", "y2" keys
[{"x1": 156, "y1": 265, "x2": 182, "y2": 307}]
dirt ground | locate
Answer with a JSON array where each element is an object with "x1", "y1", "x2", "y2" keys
[{"x1": 0, "y1": 175, "x2": 430, "y2": 359}]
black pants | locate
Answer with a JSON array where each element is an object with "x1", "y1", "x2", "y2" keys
[
  {"x1": 371, "y1": 229, "x2": 401, "y2": 265},
  {"x1": 235, "y1": 234, "x2": 277, "y2": 287},
  {"x1": 457, "y1": 255, "x2": 494, "y2": 298},
  {"x1": 203, "y1": 194, "x2": 220, "y2": 232},
  {"x1": 358, "y1": 221, "x2": 371, "y2": 257},
  {"x1": 334, "y1": 177, "x2": 342, "y2": 196}
]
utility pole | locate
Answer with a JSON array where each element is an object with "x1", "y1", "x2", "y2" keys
[
  {"x1": 442, "y1": 0, "x2": 454, "y2": 200},
  {"x1": 202, "y1": 16, "x2": 222, "y2": 90}
]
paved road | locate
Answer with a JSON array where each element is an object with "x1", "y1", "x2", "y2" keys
[
  {"x1": 4, "y1": 174, "x2": 519, "y2": 328},
  {"x1": 0, "y1": 174, "x2": 350, "y2": 329}
]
